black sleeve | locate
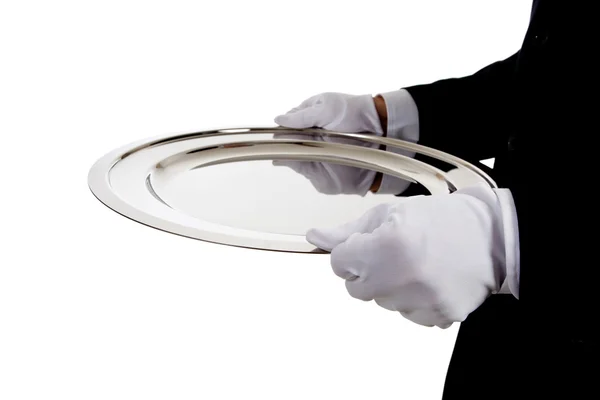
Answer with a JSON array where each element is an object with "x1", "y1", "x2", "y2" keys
[
  {"x1": 405, "y1": 51, "x2": 519, "y2": 162},
  {"x1": 395, "y1": 51, "x2": 520, "y2": 197}
]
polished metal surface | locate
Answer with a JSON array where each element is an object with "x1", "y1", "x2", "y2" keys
[{"x1": 88, "y1": 126, "x2": 496, "y2": 253}]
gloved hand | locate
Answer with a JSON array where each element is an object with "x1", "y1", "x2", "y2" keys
[
  {"x1": 272, "y1": 92, "x2": 386, "y2": 196},
  {"x1": 306, "y1": 183, "x2": 518, "y2": 328}
]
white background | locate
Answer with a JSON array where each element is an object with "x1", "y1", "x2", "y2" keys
[{"x1": 1, "y1": 1, "x2": 530, "y2": 399}]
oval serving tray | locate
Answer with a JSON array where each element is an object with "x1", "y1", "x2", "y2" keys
[{"x1": 88, "y1": 126, "x2": 496, "y2": 253}]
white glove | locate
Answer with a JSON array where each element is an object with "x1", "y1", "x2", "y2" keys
[
  {"x1": 272, "y1": 92, "x2": 405, "y2": 195},
  {"x1": 306, "y1": 183, "x2": 519, "y2": 329}
]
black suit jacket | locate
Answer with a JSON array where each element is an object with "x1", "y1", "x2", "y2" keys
[
  {"x1": 386, "y1": 2, "x2": 598, "y2": 396},
  {"x1": 398, "y1": 1, "x2": 596, "y2": 342}
]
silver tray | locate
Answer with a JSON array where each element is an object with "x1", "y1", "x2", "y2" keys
[{"x1": 87, "y1": 126, "x2": 496, "y2": 253}]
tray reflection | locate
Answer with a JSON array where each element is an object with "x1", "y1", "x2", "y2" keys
[{"x1": 151, "y1": 159, "x2": 404, "y2": 236}]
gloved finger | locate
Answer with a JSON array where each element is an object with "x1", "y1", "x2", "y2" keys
[
  {"x1": 274, "y1": 103, "x2": 323, "y2": 129},
  {"x1": 275, "y1": 101, "x2": 310, "y2": 121},
  {"x1": 271, "y1": 159, "x2": 304, "y2": 171},
  {"x1": 272, "y1": 160, "x2": 318, "y2": 178},
  {"x1": 345, "y1": 279, "x2": 376, "y2": 301},
  {"x1": 329, "y1": 224, "x2": 390, "y2": 299},
  {"x1": 374, "y1": 297, "x2": 398, "y2": 312},
  {"x1": 305, "y1": 202, "x2": 392, "y2": 252},
  {"x1": 375, "y1": 294, "x2": 430, "y2": 316},
  {"x1": 437, "y1": 321, "x2": 453, "y2": 329},
  {"x1": 400, "y1": 309, "x2": 452, "y2": 329},
  {"x1": 400, "y1": 310, "x2": 436, "y2": 327},
  {"x1": 327, "y1": 235, "x2": 370, "y2": 282}
]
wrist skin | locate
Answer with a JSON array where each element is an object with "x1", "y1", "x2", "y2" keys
[{"x1": 370, "y1": 94, "x2": 388, "y2": 192}]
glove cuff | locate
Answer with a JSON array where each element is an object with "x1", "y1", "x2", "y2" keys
[{"x1": 378, "y1": 89, "x2": 420, "y2": 142}]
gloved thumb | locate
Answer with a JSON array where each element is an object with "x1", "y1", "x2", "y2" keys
[
  {"x1": 274, "y1": 105, "x2": 322, "y2": 129},
  {"x1": 305, "y1": 202, "x2": 393, "y2": 251}
]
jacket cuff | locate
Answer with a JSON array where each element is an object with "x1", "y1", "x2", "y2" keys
[{"x1": 376, "y1": 89, "x2": 420, "y2": 194}]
